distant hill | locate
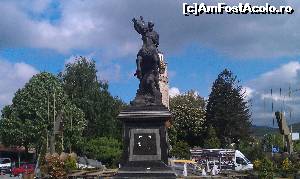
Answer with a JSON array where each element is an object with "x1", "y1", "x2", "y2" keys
[
  {"x1": 251, "y1": 122, "x2": 300, "y2": 138},
  {"x1": 291, "y1": 122, "x2": 300, "y2": 133},
  {"x1": 251, "y1": 125, "x2": 277, "y2": 138}
]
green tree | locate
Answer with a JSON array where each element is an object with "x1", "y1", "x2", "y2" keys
[
  {"x1": 0, "y1": 72, "x2": 86, "y2": 152},
  {"x1": 0, "y1": 115, "x2": 35, "y2": 150},
  {"x1": 294, "y1": 140, "x2": 300, "y2": 153},
  {"x1": 83, "y1": 137, "x2": 122, "y2": 168},
  {"x1": 203, "y1": 126, "x2": 221, "y2": 148},
  {"x1": 169, "y1": 90, "x2": 206, "y2": 147},
  {"x1": 59, "y1": 56, "x2": 124, "y2": 139},
  {"x1": 258, "y1": 157, "x2": 275, "y2": 179},
  {"x1": 238, "y1": 138, "x2": 264, "y2": 161},
  {"x1": 1, "y1": 105, "x2": 12, "y2": 118},
  {"x1": 262, "y1": 133, "x2": 284, "y2": 152},
  {"x1": 206, "y1": 69, "x2": 251, "y2": 147}
]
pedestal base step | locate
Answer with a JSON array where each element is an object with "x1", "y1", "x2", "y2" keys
[
  {"x1": 114, "y1": 161, "x2": 176, "y2": 178},
  {"x1": 114, "y1": 170, "x2": 176, "y2": 178}
]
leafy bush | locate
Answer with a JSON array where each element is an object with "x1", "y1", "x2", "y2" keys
[
  {"x1": 170, "y1": 141, "x2": 191, "y2": 159},
  {"x1": 44, "y1": 154, "x2": 67, "y2": 179},
  {"x1": 256, "y1": 158, "x2": 274, "y2": 179},
  {"x1": 65, "y1": 155, "x2": 77, "y2": 172},
  {"x1": 253, "y1": 159, "x2": 261, "y2": 170},
  {"x1": 84, "y1": 137, "x2": 122, "y2": 168},
  {"x1": 238, "y1": 138, "x2": 264, "y2": 161},
  {"x1": 203, "y1": 126, "x2": 221, "y2": 149},
  {"x1": 280, "y1": 158, "x2": 294, "y2": 177},
  {"x1": 290, "y1": 153, "x2": 300, "y2": 170},
  {"x1": 294, "y1": 140, "x2": 300, "y2": 153},
  {"x1": 262, "y1": 133, "x2": 284, "y2": 153}
]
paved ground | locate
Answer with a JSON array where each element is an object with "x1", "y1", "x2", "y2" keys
[{"x1": 0, "y1": 174, "x2": 21, "y2": 178}]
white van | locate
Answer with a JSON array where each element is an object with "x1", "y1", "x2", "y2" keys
[
  {"x1": 190, "y1": 149, "x2": 253, "y2": 171},
  {"x1": 234, "y1": 150, "x2": 253, "y2": 171}
]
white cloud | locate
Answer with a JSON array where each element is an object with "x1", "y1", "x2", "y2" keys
[
  {"x1": 169, "y1": 87, "x2": 180, "y2": 97},
  {"x1": 0, "y1": 0, "x2": 300, "y2": 59},
  {"x1": 64, "y1": 53, "x2": 95, "y2": 65},
  {"x1": 248, "y1": 61, "x2": 300, "y2": 91},
  {"x1": 63, "y1": 54, "x2": 123, "y2": 83},
  {"x1": 98, "y1": 64, "x2": 121, "y2": 82},
  {"x1": 242, "y1": 86, "x2": 254, "y2": 100},
  {"x1": 0, "y1": 59, "x2": 38, "y2": 110},
  {"x1": 245, "y1": 61, "x2": 300, "y2": 126}
]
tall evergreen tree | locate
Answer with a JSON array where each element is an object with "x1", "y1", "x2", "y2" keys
[
  {"x1": 205, "y1": 69, "x2": 251, "y2": 147},
  {"x1": 59, "y1": 56, "x2": 124, "y2": 139}
]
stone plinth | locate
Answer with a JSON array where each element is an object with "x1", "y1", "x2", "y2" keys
[{"x1": 114, "y1": 105, "x2": 176, "y2": 178}]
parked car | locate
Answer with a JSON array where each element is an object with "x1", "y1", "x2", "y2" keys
[
  {"x1": 11, "y1": 164, "x2": 35, "y2": 176},
  {"x1": 0, "y1": 158, "x2": 11, "y2": 174}
]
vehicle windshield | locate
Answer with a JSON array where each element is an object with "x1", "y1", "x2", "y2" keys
[
  {"x1": 244, "y1": 157, "x2": 251, "y2": 164},
  {"x1": 0, "y1": 158, "x2": 11, "y2": 164}
]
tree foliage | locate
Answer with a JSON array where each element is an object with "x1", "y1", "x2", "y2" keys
[
  {"x1": 203, "y1": 126, "x2": 221, "y2": 149},
  {"x1": 256, "y1": 157, "x2": 275, "y2": 179},
  {"x1": 0, "y1": 114, "x2": 37, "y2": 149},
  {"x1": 262, "y1": 133, "x2": 284, "y2": 152},
  {"x1": 59, "y1": 57, "x2": 124, "y2": 139},
  {"x1": 169, "y1": 90, "x2": 206, "y2": 147},
  {"x1": 238, "y1": 138, "x2": 264, "y2": 161},
  {"x1": 293, "y1": 140, "x2": 300, "y2": 153},
  {"x1": 83, "y1": 137, "x2": 122, "y2": 168},
  {"x1": 169, "y1": 141, "x2": 191, "y2": 159},
  {"x1": 0, "y1": 72, "x2": 86, "y2": 152},
  {"x1": 205, "y1": 69, "x2": 251, "y2": 147}
]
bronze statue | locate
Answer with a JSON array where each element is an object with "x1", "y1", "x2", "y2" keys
[{"x1": 131, "y1": 16, "x2": 162, "y2": 106}]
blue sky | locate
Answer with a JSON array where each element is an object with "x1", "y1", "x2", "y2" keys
[{"x1": 1, "y1": 0, "x2": 300, "y2": 126}]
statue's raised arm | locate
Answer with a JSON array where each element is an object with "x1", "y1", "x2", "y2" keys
[{"x1": 132, "y1": 16, "x2": 146, "y2": 35}]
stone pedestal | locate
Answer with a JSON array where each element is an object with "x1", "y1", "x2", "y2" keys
[{"x1": 114, "y1": 105, "x2": 176, "y2": 178}]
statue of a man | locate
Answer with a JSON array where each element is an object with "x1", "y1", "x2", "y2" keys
[{"x1": 131, "y1": 16, "x2": 162, "y2": 106}]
